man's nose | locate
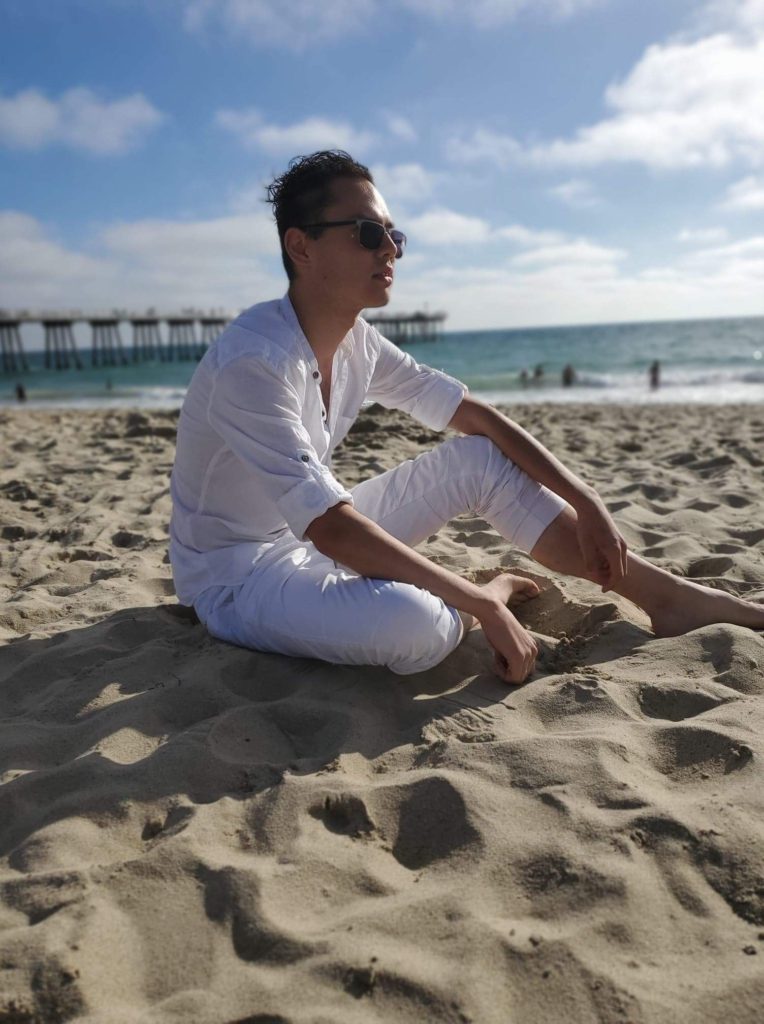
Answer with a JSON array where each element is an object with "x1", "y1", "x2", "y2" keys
[{"x1": 379, "y1": 228, "x2": 397, "y2": 258}]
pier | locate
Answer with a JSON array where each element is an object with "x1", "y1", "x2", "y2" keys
[
  {"x1": 1, "y1": 307, "x2": 448, "y2": 374},
  {"x1": 0, "y1": 310, "x2": 235, "y2": 373},
  {"x1": 364, "y1": 310, "x2": 447, "y2": 345}
]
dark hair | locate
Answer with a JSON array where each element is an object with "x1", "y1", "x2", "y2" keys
[{"x1": 266, "y1": 150, "x2": 374, "y2": 281}]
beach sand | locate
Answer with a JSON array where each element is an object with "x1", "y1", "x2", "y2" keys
[{"x1": 1, "y1": 402, "x2": 763, "y2": 1023}]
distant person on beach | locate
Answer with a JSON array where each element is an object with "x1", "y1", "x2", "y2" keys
[
  {"x1": 169, "y1": 150, "x2": 764, "y2": 684},
  {"x1": 562, "y1": 364, "x2": 576, "y2": 387},
  {"x1": 649, "y1": 360, "x2": 660, "y2": 389},
  {"x1": 533, "y1": 364, "x2": 544, "y2": 383},
  {"x1": 519, "y1": 369, "x2": 529, "y2": 387},
  {"x1": 15, "y1": 383, "x2": 26, "y2": 402}
]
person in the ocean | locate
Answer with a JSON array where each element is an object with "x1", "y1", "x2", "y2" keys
[
  {"x1": 169, "y1": 150, "x2": 764, "y2": 683},
  {"x1": 649, "y1": 360, "x2": 660, "y2": 389}
]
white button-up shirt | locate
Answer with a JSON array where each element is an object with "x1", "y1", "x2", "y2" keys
[{"x1": 169, "y1": 294, "x2": 467, "y2": 605}]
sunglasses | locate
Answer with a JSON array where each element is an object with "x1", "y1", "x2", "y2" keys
[{"x1": 301, "y1": 219, "x2": 407, "y2": 259}]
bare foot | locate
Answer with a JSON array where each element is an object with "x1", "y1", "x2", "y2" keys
[{"x1": 650, "y1": 578, "x2": 764, "y2": 637}]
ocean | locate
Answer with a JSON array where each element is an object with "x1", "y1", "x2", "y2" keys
[{"x1": 2, "y1": 315, "x2": 763, "y2": 410}]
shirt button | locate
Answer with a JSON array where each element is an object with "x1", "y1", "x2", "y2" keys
[
  {"x1": 312, "y1": 370, "x2": 320, "y2": 379},
  {"x1": 301, "y1": 454, "x2": 309, "y2": 462}
]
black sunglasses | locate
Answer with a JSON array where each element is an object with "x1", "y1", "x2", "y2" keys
[{"x1": 301, "y1": 219, "x2": 406, "y2": 258}]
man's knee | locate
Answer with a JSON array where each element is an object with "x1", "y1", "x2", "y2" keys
[
  {"x1": 443, "y1": 432, "x2": 503, "y2": 470},
  {"x1": 375, "y1": 582, "x2": 462, "y2": 675}
]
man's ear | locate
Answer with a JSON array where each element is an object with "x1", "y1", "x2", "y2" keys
[{"x1": 284, "y1": 227, "x2": 312, "y2": 273}]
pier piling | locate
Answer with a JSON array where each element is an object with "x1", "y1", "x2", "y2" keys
[
  {"x1": 166, "y1": 318, "x2": 199, "y2": 361},
  {"x1": 130, "y1": 319, "x2": 163, "y2": 362},
  {"x1": 43, "y1": 320, "x2": 82, "y2": 371},
  {"x1": 0, "y1": 321, "x2": 29, "y2": 374},
  {"x1": 90, "y1": 319, "x2": 128, "y2": 368}
]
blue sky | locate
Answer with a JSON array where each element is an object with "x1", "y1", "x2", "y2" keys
[{"x1": 1, "y1": 0, "x2": 763, "y2": 330}]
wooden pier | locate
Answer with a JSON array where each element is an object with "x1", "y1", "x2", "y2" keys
[
  {"x1": 0, "y1": 311, "x2": 234, "y2": 373},
  {"x1": 1, "y1": 307, "x2": 448, "y2": 373},
  {"x1": 364, "y1": 310, "x2": 446, "y2": 346}
]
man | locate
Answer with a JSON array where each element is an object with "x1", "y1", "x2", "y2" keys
[{"x1": 169, "y1": 151, "x2": 764, "y2": 682}]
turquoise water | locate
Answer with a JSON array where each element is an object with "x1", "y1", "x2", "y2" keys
[{"x1": 2, "y1": 315, "x2": 763, "y2": 409}]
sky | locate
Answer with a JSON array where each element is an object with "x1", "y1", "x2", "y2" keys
[{"x1": 1, "y1": 0, "x2": 763, "y2": 331}]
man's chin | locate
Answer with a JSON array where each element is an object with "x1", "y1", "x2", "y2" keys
[{"x1": 364, "y1": 288, "x2": 392, "y2": 309}]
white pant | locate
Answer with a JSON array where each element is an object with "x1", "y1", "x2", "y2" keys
[{"x1": 194, "y1": 435, "x2": 567, "y2": 675}]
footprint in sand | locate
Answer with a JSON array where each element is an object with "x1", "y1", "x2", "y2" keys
[
  {"x1": 311, "y1": 793, "x2": 376, "y2": 838},
  {"x1": 111, "y1": 529, "x2": 146, "y2": 549},
  {"x1": 721, "y1": 492, "x2": 751, "y2": 508},
  {"x1": 686, "y1": 555, "x2": 735, "y2": 578},
  {"x1": 386, "y1": 775, "x2": 480, "y2": 870},
  {"x1": 517, "y1": 852, "x2": 625, "y2": 916},
  {"x1": 652, "y1": 724, "x2": 753, "y2": 781},
  {"x1": 637, "y1": 683, "x2": 731, "y2": 722},
  {"x1": 730, "y1": 526, "x2": 764, "y2": 545}
]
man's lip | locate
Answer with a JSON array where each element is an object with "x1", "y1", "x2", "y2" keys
[{"x1": 374, "y1": 271, "x2": 394, "y2": 282}]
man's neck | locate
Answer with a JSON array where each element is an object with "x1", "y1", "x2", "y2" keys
[{"x1": 288, "y1": 284, "x2": 358, "y2": 364}]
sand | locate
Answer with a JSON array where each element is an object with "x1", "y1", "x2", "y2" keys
[{"x1": 1, "y1": 402, "x2": 763, "y2": 1024}]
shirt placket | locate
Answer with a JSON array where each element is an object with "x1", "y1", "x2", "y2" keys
[{"x1": 310, "y1": 364, "x2": 330, "y2": 439}]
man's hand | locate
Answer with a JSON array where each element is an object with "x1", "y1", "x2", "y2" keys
[
  {"x1": 575, "y1": 496, "x2": 629, "y2": 591},
  {"x1": 477, "y1": 601, "x2": 538, "y2": 684}
]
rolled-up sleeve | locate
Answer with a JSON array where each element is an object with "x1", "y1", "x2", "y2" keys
[
  {"x1": 207, "y1": 355, "x2": 353, "y2": 540},
  {"x1": 366, "y1": 329, "x2": 467, "y2": 431}
]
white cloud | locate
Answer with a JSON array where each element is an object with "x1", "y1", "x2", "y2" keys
[
  {"x1": 677, "y1": 227, "x2": 729, "y2": 243},
  {"x1": 389, "y1": 235, "x2": 764, "y2": 330},
  {"x1": 215, "y1": 108, "x2": 376, "y2": 155},
  {"x1": 684, "y1": 234, "x2": 764, "y2": 263},
  {"x1": 531, "y1": 31, "x2": 764, "y2": 169},
  {"x1": 182, "y1": 0, "x2": 609, "y2": 48},
  {"x1": 510, "y1": 239, "x2": 625, "y2": 267},
  {"x1": 0, "y1": 209, "x2": 283, "y2": 312},
  {"x1": 720, "y1": 175, "x2": 764, "y2": 210},
  {"x1": 445, "y1": 127, "x2": 522, "y2": 169},
  {"x1": 497, "y1": 225, "x2": 566, "y2": 246},
  {"x1": 384, "y1": 113, "x2": 417, "y2": 143},
  {"x1": 184, "y1": 0, "x2": 375, "y2": 50},
  {"x1": 399, "y1": 0, "x2": 606, "y2": 26},
  {"x1": 4, "y1": 208, "x2": 763, "y2": 331},
  {"x1": 407, "y1": 207, "x2": 584, "y2": 249},
  {"x1": 0, "y1": 88, "x2": 164, "y2": 155},
  {"x1": 549, "y1": 179, "x2": 600, "y2": 207},
  {"x1": 407, "y1": 208, "x2": 493, "y2": 244},
  {"x1": 0, "y1": 212, "x2": 115, "y2": 308},
  {"x1": 101, "y1": 213, "x2": 279, "y2": 263},
  {"x1": 697, "y1": 0, "x2": 764, "y2": 36},
  {"x1": 371, "y1": 163, "x2": 436, "y2": 204},
  {"x1": 448, "y1": 23, "x2": 764, "y2": 171}
]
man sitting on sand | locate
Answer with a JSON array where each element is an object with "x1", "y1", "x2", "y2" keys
[{"x1": 169, "y1": 150, "x2": 764, "y2": 683}]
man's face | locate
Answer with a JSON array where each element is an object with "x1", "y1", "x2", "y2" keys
[{"x1": 305, "y1": 177, "x2": 398, "y2": 312}]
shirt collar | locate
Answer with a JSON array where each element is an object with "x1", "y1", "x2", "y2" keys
[{"x1": 279, "y1": 292, "x2": 355, "y2": 365}]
